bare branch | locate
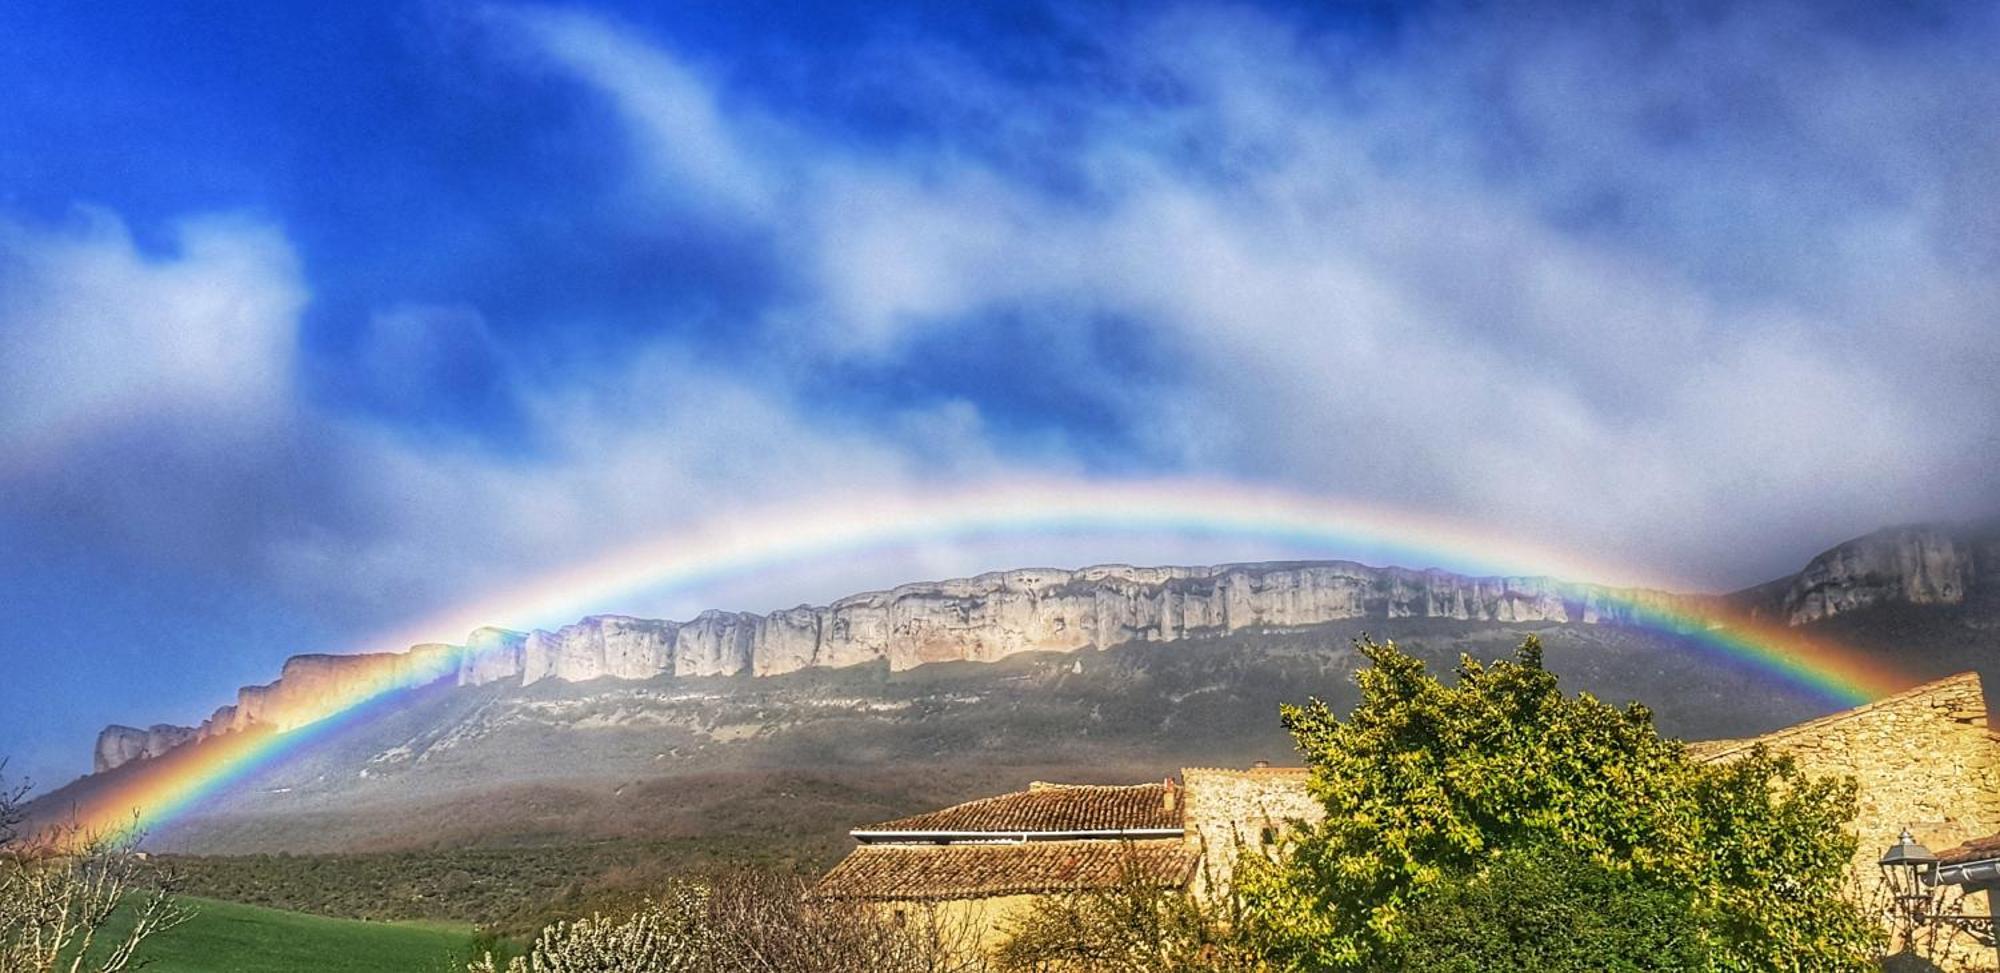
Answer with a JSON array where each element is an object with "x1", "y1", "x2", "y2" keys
[{"x1": 1, "y1": 796, "x2": 193, "y2": 973}]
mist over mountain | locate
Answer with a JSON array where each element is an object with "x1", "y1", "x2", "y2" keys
[
  {"x1": 89, "y1": 560, "x2": 1695, "y2": 775},
  {"x1": 1731, "y1": 522, "x2": 2000, "y2": 624},
  {"x1": 36, "y1": 521, "x2": 2000, "y2": 857}
]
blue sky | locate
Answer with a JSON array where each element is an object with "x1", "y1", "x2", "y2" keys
[{"x1": 3, "y1": 0, "x2": 1997, "y2": 786}]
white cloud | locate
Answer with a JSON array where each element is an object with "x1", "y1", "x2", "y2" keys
[
  {"x1": 491, "y1": 5, "x2": 775, "y2": 216},
  {"x1": 14, "y1": 3, "x2": 2000, "y2": 779},
  {"x1": 3, "y1": 2, "x2": 1991, "y2": 644},
  {"x1": 355, "y1": 304, "x2": 505, "y2": 400},
  {"x1": 0, "y1": 210, "x2": 304, "y2": 469},
  {"x1": 0, "y1": 208, "x2": 1024, "y2": 632},
  {"x1": 495, "y1": 2, "x2": 2000, "y2": 584}
]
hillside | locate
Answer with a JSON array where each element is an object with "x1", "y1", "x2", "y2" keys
[
  {"x1": 15, "y1": 524, "x2": 1995, "y2": 934},
  {"x1": 39, "y1": 523, "x2": 2000, "y2": 861},
  {"x1": 89, "y1": 561, "x2": 1696, "y2": 773},
  {"x1": 49, "y1": 617, "x2": 1854, "y2": 856}
]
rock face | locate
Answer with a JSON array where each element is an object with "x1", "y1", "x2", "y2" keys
[
  {"x1": 1769, "y1": 525, "x2": 1998, "y2": 626},
  {"x1": 93, "y1": 560, "x2": 1695, "y2": 773},
  {"x1": 93, "y1": 723, "x2": 197, "y2": 773},
  {"x1": 469, "y1": 562, "x2": 1690, "y2": 690},
  {"x1": 455, "y1": 627, "x2": 528, "y2": 687}
]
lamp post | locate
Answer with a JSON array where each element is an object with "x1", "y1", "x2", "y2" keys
[
  {"x1": 1880, "y1": 828, "x2": 2000, "y2": 965},
  {"x1": 1880, "y1": 828, "x2": 1940, "y2": 944}
]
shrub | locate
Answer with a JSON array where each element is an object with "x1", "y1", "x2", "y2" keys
[
  {"x1": 468, "y1": 882, "x2": 713, "y2": 972},
  {"x1": 469, "y1": 871, "x2": 988, "y2": 973},
  {"x1": 1235, "y1": 636, "x2": 1883, "y2": 971},
  {"x1": 0, "y1": 766, "x2": 191, "y2": 973},
  {"x1": 1385, "y1": 844, "x2": 1710, "y2": 972}
]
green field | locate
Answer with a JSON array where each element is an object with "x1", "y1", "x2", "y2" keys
[{"x1": 92, "y1": 896, "x2": 495, "y2": 973}]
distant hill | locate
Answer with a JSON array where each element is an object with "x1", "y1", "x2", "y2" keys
[
  {"x1": 23, "y1": 619, "x2": 1882, "y2": 855},
  {"x1": 30, "y1": 523, "x2": 2000, "y2": 857},
  {"x1": 1726, "y1": 520, "x2": 2000, "y2": 687},
  {"x1": 1729, "y1": 521, "x2": 2000, "y2": 625},
  {"x1": 86, "y1": 561, "x2": 1697, "y2": 776}
]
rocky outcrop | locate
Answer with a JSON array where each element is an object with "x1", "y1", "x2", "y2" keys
[
  {"x1": 93, "y1": 723, "x2": 198, "y2": 773},
  {"x1": 94, "y1": 560, "x2": 1696, "y2": 773},
  {"x1": 1763, "y1": 525, "x2": 1998, "y2": 626},
  {"x1": 520, "y1": 617, "x2": 674, "y2": 684},
  {"x1": 455, "y1": 627, "x2": 528, "y2": 687},
  {"x1": 463, "y1": 562, "x2": 1694, "y2": 691}
]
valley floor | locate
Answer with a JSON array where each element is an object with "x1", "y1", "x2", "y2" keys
[{"x1": 91, "y1": 896, "x2": 493, "y2": 973}]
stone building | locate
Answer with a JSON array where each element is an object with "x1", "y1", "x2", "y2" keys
[
  {"x1": 820, "y1": 672, "x2": 2000, "y2": 965},
  {"x1": 1688, "y1": 672, "x2": 2000, "y2": 973},
  {"x1": 1178, "y1": 765, "x2": 1324, "y2": 895},
  {"x1": 1688, "y1": 671, "x2": 2000, "y2": 887},
  {"x1": 811, "y1": 764, "x2": 1330, "y2": 945},
  {"x1": 813, "y1": 781, "x2": 1202, "y2": 949}
]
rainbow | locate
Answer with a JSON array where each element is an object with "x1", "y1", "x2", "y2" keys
[{"x1": 49, "y1": 477, "x2": 1913, "y2": 843}]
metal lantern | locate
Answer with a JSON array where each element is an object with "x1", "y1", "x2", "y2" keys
[
  {"x1": 1881, "y1": 827, "x2": 2000, "y2": 961},
  {"x1": 1881, "y1": 828, "x2": 1940, "y2": 927}
]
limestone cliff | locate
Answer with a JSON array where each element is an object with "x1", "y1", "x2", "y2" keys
[
  {"x1": 457, "y1": 561, "x2": 1691, "y2": 689},
  {"x1": 1749, "y1": 524, "x2": 1999, "y2": 626},
  {"x1": 92, "y1": 723, "x2": 197, "y2": 773},
  {"x1": 90, "y1": 560, "x2": 1698, "y2": 772}
]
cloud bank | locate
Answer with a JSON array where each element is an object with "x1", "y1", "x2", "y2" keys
[
  {"x1": 489, "y1": 0, "x2": 1999, "y2": 581},
  {"x1": 3, "y1": 0, "x2": 1997, "y2": 779}
]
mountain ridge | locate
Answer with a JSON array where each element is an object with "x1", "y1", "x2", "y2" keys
[
  {"x1": 1730, "y1": 521, "x2": 2000, "y2": 625},
  {"x1": 94, "y1": 559, "x2": 1694, "y2": 773},
  {"x1": 87, "y1": 519, "x2": 2000, "y2": 779}
]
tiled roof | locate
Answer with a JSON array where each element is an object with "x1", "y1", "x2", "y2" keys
[
  {"x1": 1937, "y1": 832, "x2": 2000, "y2": 866},
  {"x1": 814, "y1": 839, "x2": 1199, "y2": 901},
  {"x1": 854, "y1": 782, "x2": 1181, "y2": 835}
]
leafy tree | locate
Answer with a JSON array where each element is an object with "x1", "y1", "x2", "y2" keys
[
  {"x1": 1385, "y1": 844, "x2": 1709, "y2": 972},
  {"x1": 1234, "y1": 636, "x2": 1881, "y2": 972}
]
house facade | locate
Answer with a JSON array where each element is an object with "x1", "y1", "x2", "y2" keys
[
  {"x1": 813, "y1": 780, "x2": 1208, "y2": 949},
  {"x1": 820, "y1": 672, "x2": 2000, "y2": 967}
]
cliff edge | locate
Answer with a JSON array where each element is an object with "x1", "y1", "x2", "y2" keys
[{"x1": 92, "y1": 559, "x2": 1688, "y2": 773}]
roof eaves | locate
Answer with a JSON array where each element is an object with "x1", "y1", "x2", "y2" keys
[{"x1": 850, "y1": 827, "x2": 1186, "y2": 843}]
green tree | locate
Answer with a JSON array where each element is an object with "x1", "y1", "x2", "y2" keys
[
  {"x1": 1234, "y1": 637, "x2": 1881, "y2": 972},
  {"x1": 1386, "y1": 844, "x2": 1709, "y2": 972}
]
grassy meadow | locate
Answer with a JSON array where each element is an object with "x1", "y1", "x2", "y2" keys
[{"x1": 87, "y1": 895, "x2": 501, "y2": 973}]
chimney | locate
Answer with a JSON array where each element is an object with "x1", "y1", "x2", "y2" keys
[{"x1": 1162, "y1": 777, "x2": 1179, "y2": 814}]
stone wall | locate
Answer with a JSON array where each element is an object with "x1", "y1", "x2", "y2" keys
[
  {"x1": 1694, "y1": 672, "x2": 2000, "y2": 971},
  {"x1": 1693, "y1": 672, "x2": 2000, "y2": 880},
  {"x1": 876, "y1": 895, "x2": 1039, "y2": 953},
  {"x1": 1180, "y1": 766, "x2": 1323, "y2": 896}
]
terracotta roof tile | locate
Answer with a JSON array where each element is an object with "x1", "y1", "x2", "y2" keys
[
  {"x1": 1937, "y1": 832, "x2": 2000, "y2": 866},
  {"x1": 856, "y1": 782, "x2": 1181, "y2": 835},
  {"x1": 813, "y1": 839, "x2": 1199, "y2": 901}
]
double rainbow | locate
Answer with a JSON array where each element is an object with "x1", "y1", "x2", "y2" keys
[{"x1": 50, "y1": 478, "x2": 1908, "y2": 842}]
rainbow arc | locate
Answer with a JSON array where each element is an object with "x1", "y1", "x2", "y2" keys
[{"x1": 51, "y1": 478, "x2": 1906, "y2": 841}]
